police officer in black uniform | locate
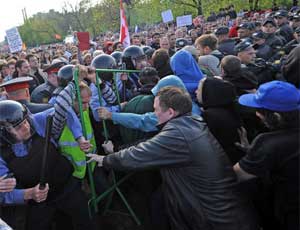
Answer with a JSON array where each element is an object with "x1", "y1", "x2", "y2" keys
[
  {"x1": 262, "y1": 18, "x2": 285, "y2": 54},
  {"x1": 289, "y1": 13, "x2": 300, "y2": 31},
  {"x1": 252, "y1": 31, "x2": 273, "y2": 61},
  {"x1": 282, "y1": 27, "x2": 300, "y2": 54},
  {"x1": 274, "y1": 10, "x2": 295, "y2": 43},
  {"x1": 31, "y1": 61, "x2": 66, "y2": 103},
  {"x1": 0, "y1": 77, "x2": 52, "y2": 114},
  {"x1": 214, "y1": 26, "x2": 236, "y2": 55},
  {"x1": 237, "y1": 22, "x2": 254, "y2": 42}
]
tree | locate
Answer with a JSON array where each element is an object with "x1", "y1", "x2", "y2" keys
[{"x1": 170, "y1": 0, "x2": 203, "y2": 15}]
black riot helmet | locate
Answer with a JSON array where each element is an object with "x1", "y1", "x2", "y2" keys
[
  {"x1": 111, "y1": 51, "x2": 123, "y2": 68},
  {"x1": 142, "y1": 46, "x2": 152, "y2": 54},
  {"x1": 91, "y1": 54, "x2": 117, "y2": 81},
  {"x1": 0, "y1": 100, "x2": 34, "y2": 144},
  {"x1": 122, "y1": 45, "x2": 146, "y2": 70},
  {"x1": 57, "y1": 64, "x2": 75, "y2": 87},
  {"x1": 91, "y1": 54, "x2": 117, "y2": 69}
]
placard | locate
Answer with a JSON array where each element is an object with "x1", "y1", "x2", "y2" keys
[
  {"x1": 161, "y1": 9, "x2": 174, "y2": 23},
  {"x1": 6, "y1": 27, "x2": 23, "y2": 53},
  {"x1": 176, "y1": 15, "x2": 193, "y2": 27},
  {"x1": 76, "y1": 32, "x2": 90, "y2": 51}
]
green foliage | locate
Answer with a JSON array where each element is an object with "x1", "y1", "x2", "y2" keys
[{"x1": 17, "y1": 0, "x2": 286, "y2": 46}]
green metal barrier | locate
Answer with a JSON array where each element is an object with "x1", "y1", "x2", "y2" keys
[
  {"x1": 73, "y1": 68, "x2": 98, "y2": 214},
  {"x1": 75, "y1": 67, "x2": 141, "y2": 225}
]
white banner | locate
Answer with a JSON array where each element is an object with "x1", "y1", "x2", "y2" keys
[
  {"x1": 161, "y1": 9, "x2": 173, "y2": 23},
  {"x1": 6, "y1": 27, "x2": 23, "y2": 53},
  {"x1": 176, "y1": 15, "x2": 193, "y2": 27}
]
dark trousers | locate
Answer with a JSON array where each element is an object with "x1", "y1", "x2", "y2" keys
[
  {"x1": 25, "y1": 179, "x2": 96, "y2": 230},
  {"x1": 150, "y1": 186, "x2": 170, "y2": 230}
]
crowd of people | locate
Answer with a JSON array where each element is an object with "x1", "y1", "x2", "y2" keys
[{"x1": 0, "y1": 4, "x2": 299, "y2": 230}]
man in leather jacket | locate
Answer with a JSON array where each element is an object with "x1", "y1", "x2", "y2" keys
[{"x1": 88, "y1": 86, "x2": 258, "y2": 230}]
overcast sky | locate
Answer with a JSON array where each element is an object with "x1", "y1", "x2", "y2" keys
[{"x1": 0, "y1": 0, "x2": 96, "y2": 41}]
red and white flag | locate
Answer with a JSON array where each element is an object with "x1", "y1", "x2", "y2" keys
[{"x1": 119, "y1": 0, "x2": 130, "y2": 48}]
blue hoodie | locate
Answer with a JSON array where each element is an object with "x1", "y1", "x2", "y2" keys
[{"x1": 170, "y1": 50, "x2": 204, "y2": 99}]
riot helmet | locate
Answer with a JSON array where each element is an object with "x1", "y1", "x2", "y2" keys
[
  {"x1": 91, "y1": 54, "x2": 117, "y2": 82},
  {"x1": 142, "y1": 46, "x2": 152, "y2": 54},
  {"x1": 57, "y1": 64, "x2": 75, "y2": 87},
  {"x1": 111, "y1": 51, "x2": 123, "y2": 68},
  {"x1": 122, "y1": 45, "x2": 147, "y2": 70},
  {"x1": 0, "y1": 100, "x2": 34, "y2": 144}
]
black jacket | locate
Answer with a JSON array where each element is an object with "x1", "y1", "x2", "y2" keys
[
  {"x1": 277, "y1": 23, "x2": 294, "y2": 43},
  {"x1": 18, "y1": 99, "x2": 53, "y2": 114},
  {"x1": 202, "y1": 78, "x2": 244, "y2": 164},
  {"x1": 31, "y1": 81, "x2": 56, "y2": 103},
  {"x1": 218, "y1": 38, "x2": 236, "y2": 56},
  {"x1": 282, "y1": 45, "x2": 300, "y2": 88},
  {"x1": 104, "y1": 115, "x2": 258, "y2": 230},
  {"x1": 239, "y1": 128, "x2": 299, "y2": 228},
  {"x1": 254, "y1": 43, "x2": 273, "y2": 61}
]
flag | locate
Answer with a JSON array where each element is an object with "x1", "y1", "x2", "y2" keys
[{"x1": 119, "y1": 0, "x2": 130, "y2": 48}]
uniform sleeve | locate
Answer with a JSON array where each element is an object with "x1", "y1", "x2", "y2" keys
[
  {"x1": 0, "y1": 157, "x2": 25, "y2": 204},
  {"x1": 112, "y1": 112, "x2": 158, "y2": 132},
  {"x1": 101, "y1": 83, "x2": 117, "y2": 104},
  {"x1": 1, "y1": 189, "x2": 25, "y2": 204},
  {"x1": 90, "y1": 83, "x2": 120, "y2": 122},
  {"x1": 65, "y1": 109, "x2": 83, "y2": 140},
  {"x1": 52, "y1": 82, "x2": 75, "y2": 140},
  {"x1": 103, "y1": 124, "x2": 191, "y2": 170}
]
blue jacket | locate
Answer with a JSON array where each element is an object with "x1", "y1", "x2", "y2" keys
[{"x1": 170, "y1": 50, "x2": 204, "y2": 99}]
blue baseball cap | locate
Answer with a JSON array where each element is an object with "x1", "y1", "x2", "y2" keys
[{"x1": 239, "y1": 81, "x2": 300, "y2": 112}]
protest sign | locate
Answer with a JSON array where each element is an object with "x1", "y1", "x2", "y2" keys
[
  {"x1": 6, "y1": 27, "x2": 23, "y2": 53},
  {"x1": 176, "y1": 15, "x2": 193, "y2": 27},
  {"x1": 161, "y1": 9, "x2": 174, "y2": 23}
]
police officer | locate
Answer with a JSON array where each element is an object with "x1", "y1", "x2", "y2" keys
[
  {"x1": 122, "y1": 45, "x2": 148, "y2": 70},
  {"x1": 31, "y1": 61, "x2": 66, "y2": 103},
  {"x1": 252, "y1": 31, "x2": 273, "y2": 61},
  {"x1": 214, "y1": 26, "x2": 236, "y2": 55},
  {"x1": 122, "y1": 45, "x2": 148, "y2": 93},
  {"x1": 55, "y1": 76, "x2": 108, "y2": 191},
  {"x1": 237, "y1": 22, "x2": 254, "y2": 41},
  {"x1": 289, "y1": 13, "x2": 300, "y2": 31},
  {"x1": 281, "y1": 26, "x2": 300, "y2": 55},
  {"x1": 0, "y1": 100, "x2": 96, "y2": 230},
  {"x1": 48, "y1": 64, "x2": 74, "y2": 104},
  {"x1": 274, "y1": 10, "x2": 294, "y2": 43},
  {"x1": 235, "y1": 41, "x2": 277, "y2": 85},
  {"x1": 0, "y1": 77, "x2": 52, "y2": 113},
  {"x1": 90, "y1": 54, "x2": 124, "y2": 121},
  {"x1": 111, "y1": 51, "x2": 123, "y2": 68},
  {"x1": 262, "y1": 18, "x2": 285, "y2": 54}
]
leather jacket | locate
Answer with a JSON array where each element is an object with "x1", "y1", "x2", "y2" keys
[{"x1": 104, "y1": 115, "x2": 258, "y2": 230}]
